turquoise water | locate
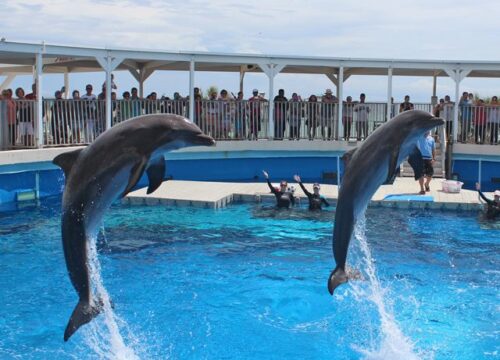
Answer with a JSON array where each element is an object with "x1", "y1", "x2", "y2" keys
[{"x1": 0, "y1": 200, "x2": 498, "y2": 359}]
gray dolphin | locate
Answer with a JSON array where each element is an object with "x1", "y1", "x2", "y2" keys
[
  {"x1": 327, "y1": 110, "x2": 444, "y2": 295},
  {"x1": 53, "y1": 114, "x2": 215, "y2": 341}
]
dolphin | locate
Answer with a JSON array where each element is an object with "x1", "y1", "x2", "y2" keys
[
  {"x1": 327, "y1": 110, "x2": 444, "y2": 295},
  {"x1": 53, "y1": 114, "x2": 215, "y2": 341}
]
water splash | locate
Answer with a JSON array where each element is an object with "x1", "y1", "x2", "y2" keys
[
  {"x1": 83, "y1": 238, "x2": 141, "y2": 360},
  {"x1": 349, "y1": 215, "x2": 423, "y2": 360}
]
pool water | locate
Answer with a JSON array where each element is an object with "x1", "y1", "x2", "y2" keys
[{"x1": 0, "y1": 200, "x2": 498, "y2": 359}]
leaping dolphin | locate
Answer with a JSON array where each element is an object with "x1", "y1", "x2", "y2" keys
[
  {"x1": 53, "y1": 114, "x2": 215, "y2": 341},
  {"x1": 327, "y1": 110, "x2": 444, "y2": 295}
]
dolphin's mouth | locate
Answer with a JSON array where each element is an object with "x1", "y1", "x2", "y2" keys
[{"x1": 194, "y1": 133, "x2": 216, "y2": 146}]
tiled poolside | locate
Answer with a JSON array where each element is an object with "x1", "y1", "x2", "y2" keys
[{"x1": 124, "y1": 177, "x2": 487, "y2": 211}]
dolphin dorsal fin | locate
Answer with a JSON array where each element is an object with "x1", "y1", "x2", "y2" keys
[
  {"x1": 53, "y1": 149, "x2": 83, "y2": 178},
  {"x1": 341, "y1": 147, "x2": 358, "y2": 169},
  {"x1": 146, "y1": 156, "x2": 166, "y2": 194}
]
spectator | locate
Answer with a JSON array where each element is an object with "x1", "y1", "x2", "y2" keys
[
  {"x1": 342, "y1": 96, "x2": 354, "y2": 141},
  {"x1": 321, "y1": 89, "x2": 336, "y2": 140},
  {"x1": 15, "y1": 87, "x2": 34, "y2": 147},
  {"x1": 442, "y1": 95, "x2": 454, "y2": 141},
  {"x1": 102, "y1": 73, "x2": 117, "y2": 91},
  {"x1": 354, "y1": 93, "x2": 370, "y2": 141},
  {"x1": 218, "y1": 89, "x2": 232, "y2": 139},
  {"x1": 81, "y1": 84, "x2": 97, "y2": 143},
  {"x1": 234, "y1": 91, "x2": 247, "y2": 139},
  {"x1": 248, "y1": 89, "x2": 265, "y2": 140},
  {"x1": 306, "y1": 94, "x2": 319, "y2": 140},
  {"x1": 51, "y1": 90, "x2": 69, "y2": 145},
  {"x1": 70, "y1": 90, "x2": 83, "y2": 143},
  {"x1": 130, "y1": 87, "x2": 142, "y2": 117},
  {"x1": 474, "y1": 99, "x2": 487, "y2": 144},
  {"x1": 288, "y1": 93, "x2": 303, "y2": 140},
  {"x1": 487, "y1": 96, "x2": 499, "y2": 145},
  {"x1": 3, "y1": 89, "x2": 16, "y2": 148},
  {"x1": 459, "y1": 91, "x2": 473, "y2": 143},
  {"x1": 119, "y1": 91, "x2": 131, "y2": 122},
  {"x1": 273, "y1": 89, "x2": 288, "y2": 140},
  {"x1": 205, "y1": 90, "x2": 219, "y2": 138},
  {"x1": 399, "y1": 95, "x2": 414, "y2": 112},
  {"x1": 194, "y1": 87, "x2": 202, "y2": 125},
  {"x1": 172, "y1": 92, "x2": 184, "y2": 115},
  {"x1": 433, "y1": 98, "x2": 444, "y2": 117},
  {"x1": 25, "y1": 83, "x2": 36, "y2": 100}
]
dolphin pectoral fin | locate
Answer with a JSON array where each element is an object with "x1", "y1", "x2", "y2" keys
[
  {"x1": 63, "y1": 299, "x2": 103, "y2": 341},
  {"x1": 384, "y1": 145, "x2": 401, "y2": 184},
  {"x1": 408, "y1": 146, "x2": 424, "y2": 180},
  {"x1": 53, "y1": 149, "x2": 83, "y2": 180},
  {"x1": 146, "y1": 156, "x2": 166, "y2": 194},
  {"x1": 122, "y1": 156, "x2": 149, "y2": 197},
  {"x1": 327, "y1": 267, "x2": 348, "y2": 295}
]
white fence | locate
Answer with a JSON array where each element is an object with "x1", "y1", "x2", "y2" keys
[{"x1": 0, "y1": 99, "x2": 498, "y2": 149}]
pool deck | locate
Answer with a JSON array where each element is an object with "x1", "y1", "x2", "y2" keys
[{"x1": 124, "y1": 177, "x2": 487, "y2": 211}]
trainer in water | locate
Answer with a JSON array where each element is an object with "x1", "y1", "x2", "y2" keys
[
  {"x1": 262, "y1": 170, "x2": 295, "y2": 208},
  {"x1": 476, "y1": 182, "x2": 500, "y2": 220},
  {"x1": 294, "y1": 174, "x2": 330, "y2": 210},
  {"x1": 328, "y1": 110, "x2": 444, "y2": 295},
  {"x1": 53, "y1": 114, "x2": 215, "y2": 341}
]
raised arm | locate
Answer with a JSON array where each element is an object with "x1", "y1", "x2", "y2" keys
[
  {"x1": 294, "y1": 175, "x2": 312, "y2": 197},
  {"x1": 263, "y1": 170, "x2": 278, "y2": 195},
  {"x1": 476, "y1": 182, "x2": 493, "y2": 204}
]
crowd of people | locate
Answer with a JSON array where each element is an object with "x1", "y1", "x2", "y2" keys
[{"x1": 1, "y1": 79, "x2": 499, "y2": 147}]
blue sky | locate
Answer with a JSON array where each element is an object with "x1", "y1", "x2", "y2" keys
[{"x1": 1, "y1": 0, "x2": 499, "y2": 101}]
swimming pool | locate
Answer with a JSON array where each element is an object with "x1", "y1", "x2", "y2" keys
[{"x1": 0, "y1": 200, "x2": 498, "y2": 359}]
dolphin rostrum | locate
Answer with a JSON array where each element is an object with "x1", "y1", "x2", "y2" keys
[
  {"x1": 53, "y1": 114, "x2": 215, "y2": 341},
  {"x1": 327, "y1": 110, "x2": 444, "y2": 295}
]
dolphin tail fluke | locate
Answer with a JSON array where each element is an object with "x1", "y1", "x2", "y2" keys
[
  {"x1": 64, "y1": 300, "x2": 103, "y2": 341},
  {"x1": 327, "y1": 266, "x2": 348, "y2": 295}
]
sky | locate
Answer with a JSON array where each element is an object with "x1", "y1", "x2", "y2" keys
[{"x1": 1, "y1": 0, "x2": 499, "y2": 101}]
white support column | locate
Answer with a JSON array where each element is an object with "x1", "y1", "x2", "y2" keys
[
  {"x1": 189, "y1": 59, "x2": 195, "y2": 121},
  {"x1": 386, "y1": 67, "x2": 393, "y2": 121},
  {"x1": 0, "y1": 74, "x2": 17, "y2": 91},
  {"x1": 35, "y1": 52, "x2": 43, "y2": 148},
  {"x1": 258, "y1": 63, "x2": 285, "y2": 139},
  {"x1": 445, "y1": 68, "x2": 471, "y2": 142},
  {"x1": 337, "y1": 66, "x2": 344, "y2": 140},
  {"x1": 239, "y1": 66, "x2": 246, "y2": 93},
  {"x1": 453, "y1": 73, "x2": 460, "y2": 142},
  {"x1": 96, "y1": 54, "x2": 123, "y2": 130},
  {"x1": 64, "y1": 71, "x2": 70, "y2": 98}
]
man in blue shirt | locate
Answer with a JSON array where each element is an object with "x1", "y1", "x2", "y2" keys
[{"x1": 417, "y1": 131, "x2": 436, "y2": 194}]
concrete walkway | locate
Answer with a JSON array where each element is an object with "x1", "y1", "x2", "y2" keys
[{"x1": 124, "y1": 177, "x2": 487, "y2": 211}]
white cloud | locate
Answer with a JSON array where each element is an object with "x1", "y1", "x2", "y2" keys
[{"x1": 1, "y1": 0, "x2": 499, "y2": 100}]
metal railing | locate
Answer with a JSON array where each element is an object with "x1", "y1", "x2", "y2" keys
[{"x1": 0, "y1": 99, "x2": 498, "y2": 149}]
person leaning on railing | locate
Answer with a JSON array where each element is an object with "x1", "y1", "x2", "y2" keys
[
  {"x1": 473, "y1": 99, "x2": 487, "y2": 144},
  {"x1": 342, "y1": 96, "x2": 354, "y2": 141},
  {"x1": 487, "y1": 96, "x2": 499, "y2": 145},
  {"x1": 2, "y1": 89, "x2": 17, "y2": 148},
  {"x1": 273, "y1": 89, "x2": 288, "y2": 140},
  {"x1": 306, "y1": 95, "x2": 319, "y2": 140}
]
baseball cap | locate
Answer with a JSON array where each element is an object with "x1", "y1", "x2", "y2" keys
[
  {"x1": 494, "y1": 190, "x2": 500, "y2": 196},
  {"x1": 252, "y1": 88, "x2": 258, "y2": 93},
  {"x1": 280, "y1": 180, "x2": 288, "y2": 186},
  {"x1": 313, "y1": 183, "x2": 320, "y2": 189}
]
